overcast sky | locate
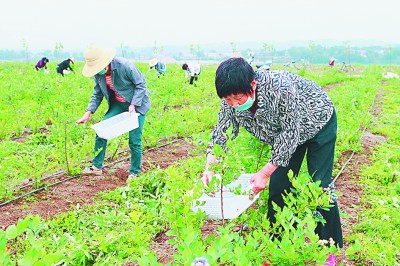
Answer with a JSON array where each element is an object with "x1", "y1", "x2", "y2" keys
[{"x1": 1, "y1": 0, "x2": 399, "y2": 51}]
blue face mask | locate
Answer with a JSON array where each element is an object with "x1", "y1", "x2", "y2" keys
[
  {"x1": 235, "y1": 95, "x2": 255, "y2": 111},
  {"x1": 98, "y1": 68, "x2": 107, "y2": 75}
]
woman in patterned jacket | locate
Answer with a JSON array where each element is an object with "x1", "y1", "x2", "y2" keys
[{"x1": 202, "y1": 57, "x2": 343, "y2": 252}]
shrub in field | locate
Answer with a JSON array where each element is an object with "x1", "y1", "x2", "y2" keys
[
  {"x1": 152, "y1": 134, "x2": 339, "y2": 265},
  {"x1": 163, "y1": 169, "x2": 338, "y2": 265}
]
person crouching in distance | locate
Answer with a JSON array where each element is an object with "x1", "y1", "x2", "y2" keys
[
  {"x1": 35, "y1": 57, "x2": 49, "y2": 71},
  {"x1": 182, "y1": 62, "x2": 201, "y2": 85},
  {"x1": 149, "y1": 58, "x2": 167, "y2": 77},
  {"x1": 56, "y1": 58, "x2": 75, "y2": 76}
]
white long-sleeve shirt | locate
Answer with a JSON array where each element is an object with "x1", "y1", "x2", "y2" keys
[{"x1": 185, "y1": 62, "x2": 201, "y2": 78}]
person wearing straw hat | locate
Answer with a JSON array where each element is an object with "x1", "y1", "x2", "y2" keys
[
  {"x1": 76, "y1": 46, "x2": 151, "y2": 182},
  {"x1": 56, "y1": 58, "x2": 75, "y2": 76},
  {"x1": 149, "y1": 58, "x2": 167, "y2": 77}
]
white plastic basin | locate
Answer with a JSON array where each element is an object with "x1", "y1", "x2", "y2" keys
[
  {"x1": 191, "y1": 174, "x2": 259, "y2": 219},
  {"x1": 91, "y1": 112, "x2": 139, "y2": 140}
]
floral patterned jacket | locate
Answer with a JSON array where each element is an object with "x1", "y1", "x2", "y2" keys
[{"x1": 207, "y1": 70, "x2": 334, "y2": 167}]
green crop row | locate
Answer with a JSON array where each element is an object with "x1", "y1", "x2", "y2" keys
[
  {"x1": 2, "y1": 64, "x2": 398, "y2": 265},
  {"x1": 344, "y1": 75, "x2": 400, "y2": 265},
  {"x1": 0, "y1": 62, "x2": 220, "y2": 200}
]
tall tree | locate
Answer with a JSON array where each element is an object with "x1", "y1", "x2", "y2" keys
[
  {"x1": 189, "y1": 44, "x2": 195, "y2": 58},
  {"x1": 120, "y1": 42, "x2": 126, "y2": 58},
  {"x1": 153, "y1": 41, "x2": 159, "y2": 57},
  {"x1": 262, "y1": 42, "x2": 276, "y2": 62},
  {"x1": 343, "y1": 41, "x2": 351, "y2": 64},
  {"x1": 308, "y1": 40, "x2": 316, "y2": 65},
  {"x1": 54, "y1": 42, "x2": 64, "y2": 62},
  {"x1": 21, "y1": 38, "x2": 29, "y2": 62},
  {"x1": 230, "y1": 42, "x2": 237, "y2": 55}
]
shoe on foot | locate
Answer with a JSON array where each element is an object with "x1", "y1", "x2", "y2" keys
[
  {"x1": 127, "y1": 173, "x2": 137, "y2": 183},
  {"x1": 82, "y1": 166, "x2": 102, "y2": 176}
]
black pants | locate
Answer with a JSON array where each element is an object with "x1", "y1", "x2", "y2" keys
[
  {"x1": 56, "y1": 67, "x2": 64, "y2": 76},
  {"x1": 268, "y1": 110, "x2": 343, "y2": 247},
  {"x1": 189, "y1": 75, "x2": 199, "y2": 85}
]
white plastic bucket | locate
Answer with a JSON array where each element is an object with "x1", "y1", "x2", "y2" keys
[
  {"x1": 91, "y1": 112, "x2": 139, "y2": 140},
  {"x1": 191, "y1": 174, "x2": 259, "y2": 219}
]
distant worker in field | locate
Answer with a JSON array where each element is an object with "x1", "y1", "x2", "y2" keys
[
  {"x1": 56, "y1": 58, "x2": 75, "y2": 76},
  {"x1": 76, "y1": 46, "x2": 151, "y2": 183},
  {"x1": 182, "y1": 62, "x2": 201, "y2": 85},
  {"x1": 246, "y1": 53, "x2": 255, "y2": 65},
  {"x1": 149, "y1": 58, "x2": 167, "y2": 77},
  {"x1": 202, "y1": 57, "x2": 343, "y2": 264},
  {"x1": 35, "y1": 57, "x2": 49, "y2": 71},
  {"x1": 256, "y1": 60, "x2": 272, "y2": 70},
  {"x1": 329, "y1": 57, "x2": 336, "y2": 67}
]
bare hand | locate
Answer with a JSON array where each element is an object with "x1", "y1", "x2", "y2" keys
[
  {"x1": 129, "y1": 104, "x2": 136, "y2": 113},
  {"x1": 250, "y1": 172, "x2": 269, "y2": 194},
  {"x1": 202, "y1": 171, "x2": 215, "y2": 186},
  {"x1": 76, "y1": 112, "x2": 91, "y2": 124},
  {"x1": 250, "y1": 163, "x2": 278, "y2": 194}
]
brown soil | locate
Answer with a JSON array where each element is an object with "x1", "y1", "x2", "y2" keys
[
  {"x1": 334, "y1": 130, "x2": 386, "y2": 266},
  {"x1": 335, "y1": 87, "x2": 385, "y2": 265},
  {"x1": 1, "y1": 85, "x2": 387, "y2": 265},
  {"x1": 323, "y1": 82, "x2": 345, "y2": 92},
  {"x1": 0, "y1": 139, "x2": 197, "y2": 229}
]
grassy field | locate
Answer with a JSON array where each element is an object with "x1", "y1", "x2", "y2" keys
[{"x1": 0, "y1": 61, "x2": 399, "y2": 265}]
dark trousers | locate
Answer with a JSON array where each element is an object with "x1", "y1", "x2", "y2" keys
[
  {"x1": 56, "y1": 67, "x2": 64, "y2": 76},
  {"x1": 268, "y1": 110, "x2": 343, "y2": 247}
]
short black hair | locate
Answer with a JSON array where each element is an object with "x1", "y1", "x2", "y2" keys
[
  {"x1": 215, "y1": 57, "x2": 255, "y2": 98},
  {"x1": 182, "y1": 63, "x2": 188, "y2": 70}
]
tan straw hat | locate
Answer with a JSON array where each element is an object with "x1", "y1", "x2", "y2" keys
[
  {"x1": 149, "y1": 58, "x2": 158, "y2": 67},
  {"x1": 232, "y1": 52, "x2": 242, "y2": 58},
  {"x1": 82, "y1": 47, "x2": 116, "y2": 77}
]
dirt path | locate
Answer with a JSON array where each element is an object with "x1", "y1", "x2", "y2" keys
[
  {"x1": 335, "y1": 87, "x2": 386, "y2": 265},
  {"x1": 0, "y1": 139, "x2": 197, "y2": 229},
  {"x1": 323, "y1": 82, "x2": 345, "y2": 92}
]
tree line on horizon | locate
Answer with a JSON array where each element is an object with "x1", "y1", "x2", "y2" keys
[{"x1": 0, "y1": 44, "x2": 398, "y2": 65}]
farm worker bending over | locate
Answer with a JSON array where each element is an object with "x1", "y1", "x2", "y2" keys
[
  {"x1": 182, "y1": 62, "x2": 201, "y2": 85},
  {"x1": 76, "y1": 46, "x2": 151, "y2": 183},
  {"x1": 256, "y1": 60, "x2": 272, "y2": 70},
  {"x1": 329, "y1": 57, "x2": 336, "y2": 67},
  {"x1": 35, "y1": 57, "x2": 49, "y2": 71},
  {"x1": 56, "y1": 58, "x2": 75, "y2": 76},
  {"x1": 149, "y1": 58, "x2": 167, "y2": 77},
  {"x1": 202, "y1": 57, "x2": 343, "y2": 263}
]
